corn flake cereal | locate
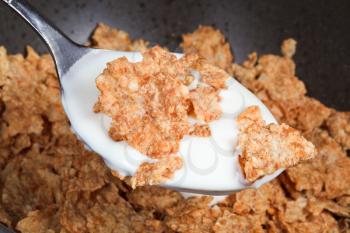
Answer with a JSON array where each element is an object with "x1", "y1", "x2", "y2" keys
[
  {"x1": 130, "y1": 156, "x2": 183, "y2": 188},
  {"x1": 237, "y1": 106, "x2": 317, "y2": 182},
  {"x1": 181, "y1": 25, "x2": 234, "y2": 71}
]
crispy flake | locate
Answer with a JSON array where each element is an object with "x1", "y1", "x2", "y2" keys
[
  {"x1": 196, "y1": 62, "x2": 229, "y2": 89},
  {"x1": 130, "y1": 156, "x2": 183, "y2": 188},
  {"x1": 237, "y1": 106, "x2": 317, "y2": 182},
  {"x1": 189, "y1": 123, "x2": 212, "y2": 137},
  {"x1": 326, "y1": 111, "x2": 350, "y2": 150},
  {"x1": 181, "y1": 25, "x2": 234, "y2": 71},
  {"x1": 213, "y1": 211, "x2": 265, "y2": 233},
  {"x1": 189, "y1": 86, "x2": 222, "y2": 122},
  {"x1": 281, "y1": 38, "x2": 297, "y2": 58},
  {"x1": 91, "y1": 23, "x2": 149, "y2": 51}
]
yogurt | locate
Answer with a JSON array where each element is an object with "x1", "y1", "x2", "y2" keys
[{"x1": 61, "y1": 49, "x2": 284, "y2": 195}]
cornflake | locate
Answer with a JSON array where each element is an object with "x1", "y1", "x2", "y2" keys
[
  {"x1": 189, "y1": 123, "x2": 212, "y2": 137},
  {"x1": 284, "y1": 129, "x2": 350, "y2": 199},
  {"x1": 213, "y1": 211, "x2": 265, "y2": 233},
  {"x1": 127, "y1": 186, "x2": 184, "y2": 213},
  {"x1": 91, "y1": 23, "x2": 149, "y2": 51},
  {"x1": 237, "y1": 106, "x2": 317, "y2": 182},
  {"x1": 281, "y1": 38, "x2": 297, "y2": 58},
  {"x1": 189, "y1": 86, "x2": 222, "y2": 122},
  {"x1": 16, "y1": 206, "x2": 60, "y2": 233},
  {"x1": 181, "y1": 25, "x2": 234, "y2": 71},
  {"x1": 326, "y1": 111, "x2": 350, "y2": 150},
  {"x1": 60, "y1": 184, "x2": 167, "y2": 233},
  {"x1": 130, "y1": 156, "x2": 183, "y2": 188},
  {"x1": 165, "y1": 196, "x2": 216, "y2": 233},
  {"x1": 196, "y1": 63, "x2": 229, "y2": 89}
]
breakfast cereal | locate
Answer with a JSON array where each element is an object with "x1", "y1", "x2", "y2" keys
[
  {"x1": 0, "y1": 23, "x2": 349, "y2": 233},
  {"x1": 237, "y1": 106, "x2": 316, "y2": 182}
]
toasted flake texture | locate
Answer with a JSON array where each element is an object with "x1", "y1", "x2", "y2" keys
[
  {"x1": 60, "y1": 184, "x2": 168, "y2": 233},
  {"x1": 281, "y1": 212, "x2": 339, "y2": 233},
  {"x1": 213, "y1": 211, "x2": 265, "y2": 233},
  {"x1": 189, "y1": 123, "x2": 212, "y2": 137},
  {"x1": 165, "y1": 196, "x2": 216, "y2": 233},
  {"x1": 281, "y1": 38, "x2": 297, "y2": 58},
  {"x1": 237, "y1": 106, "x2": 317, "y2": 182},
  {"x1": 196, "y1": 62, "x2": 230, "y2": 89},
  {"x1": 181, "y1": 25, "x2": 234, "y2": 71},
  {"x1": 127, "y1": 186, "x2": 183, "y2": 213},
  {"x1": 326, "y1": 111, "x2": 350, "y2": 150},
  {"x1": 232, "y1": 40, "x2": 332, "y2": 134},
  {"x1": 307, "y1": 196, "x2": 350, "y2": 217},
  {"x1": 283, "y1": 197, "x2": 308, "y2": 223},
  {"x1": 189, "y1": 86, "x2": 222, "y2": 122},
  {"x1": 226, "y1": 180, "x2": 287, "y2": 215},
  {"x1": 91, "y1": 23, "x2": 149, "y2": 51},
  {"x1": 16, "y1": 206, "x2": 61, "y2": 233},
  {"x1": 284, "y1": 129, "x2": 350, "y2": 199},
  {"x1": 130, "y1": 156, "x2": 183, "y2": 188}
]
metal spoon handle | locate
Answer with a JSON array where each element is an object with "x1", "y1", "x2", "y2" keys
[{"x1": 1, "y1": 0, "x2": 89, "y2": 77}]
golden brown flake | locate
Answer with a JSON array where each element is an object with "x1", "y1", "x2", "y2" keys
[
  {"x1": 237, "y1": 106, "x2": 317, "y2": 182},
  {"x1": 91, "y1": 23, "x2": 149, "y2": 51},
  {"x1": 0, "y1": 46, "x2": 10, "y2": 80},
  {"x1": 130, "y1": 156, "x2": 183, "y2": 188},
  {"x1": 165, "y1": 196, "x2": 216, "y2": 233},
  {"x1": 307, "y1": 196, "x2": 350, "y2": 217},
  {"x1": 326, "y1": 111, "x2": 350, "y2": 150},
  {"x1": 242, "y1": 52, "x2": 258, "y2": 69},
  {"x1": 60, "y1": 184, "x2": 167, "y2": 233},
  {"x1": 181, "y1": 25, "x2": 234, "y2": 71},
  {"x1": 181, "y1": 74, "x2": 195, "y2": 86},
  {"x1": 16, "y1": 206, "x2": 61, "y2": 233},
  {"x1": 294, "y1": 97, "x2": 332, "y2": 132},
  {"x1": 281, "y1": 38, "x2": 297, "y2": 58},
  {"x1": 189, "y1": 86, "x2": 222, "y2": 122},
  {"x1": 283, "y1": 197, "x2": 308, "y2": 223},
  {"x1": 189, "y1": 123, "x2": 212, "y2": 137},
  {"x1": 127, "y1": 186, "x2": 184, "y2": 213},
  {"x1": 257, "y1": 61, "x2": 304, "y2": 102},
  {"x1": 213, "y1": 211, "x2": 265, "y2": 233},
  {"x1": 284, "y1": 129, "x2": 350, "y2": 199},
  {"x1": 279, "y1": 212, "x2": 339, "y2": 233},
  {"x1": 224, "y1": 180, "x2": 286, "y2": 215},
  {"x1": 196, "y1": 62, "x2": 229, "y2": 89}
]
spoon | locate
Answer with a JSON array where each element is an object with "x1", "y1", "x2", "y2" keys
[{"x1": 2, "y1": 0, "x2": 283, "y2": 196}]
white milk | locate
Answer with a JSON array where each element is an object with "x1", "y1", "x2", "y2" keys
[{"x1": 61, "y1": 49, "x2": 284, "y2": 196}]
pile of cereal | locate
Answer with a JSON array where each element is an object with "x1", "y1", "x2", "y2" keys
[{"x1": 0, "y1": 23, "x2": 349, "y2": 232}]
